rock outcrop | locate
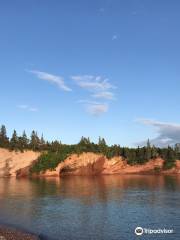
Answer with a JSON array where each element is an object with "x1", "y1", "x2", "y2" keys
[
  {"x1": 39, "y1": 153, "x2": 169, "y2": 176},
  {"x1": 59, "y1": 153, "x2": 106, "y2": 176},
  {"x1": 102, "y1": 156, "x2": 164, "y2": 174},
  {"x1": 0, "y1": 148, "x2": 40, "y2": 177}
]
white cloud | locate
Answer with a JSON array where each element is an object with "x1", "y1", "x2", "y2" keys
[
  {"x1": 17, "y1": 105, "x2": 28, "y2": 109},
  {"x1": 78, "y1": 100, "x2": 108, "y2": 116},
  {"x1": 17, "y1": 105, "x2": 38, "y2": 112},
  {"x1": 86, "y1": 103, "x2": 108, "y2": 116},
  {"x1": 71, "y1": 75, "x2": 115, "y2": 92},
  {"x1": 29, "y1": 107, "x2": 38, "y2": 112},
  {"x1": 72, "y1": 75, "x2": 116, "y2": 115},
  {"x1": 29, "y1": 70, "x2": 72, "y2": 92},
  {"x1": 136, "y1": 118, "x2": 180, "y2": 147},
  {"x1": 112, "y1": 35, "x2": 118, "y2": 40},
  {"x1": 77, "y1": 100, "x2": 99, "y2": 104},
  {"x1": 92, "y1": 91, "x2": 115, "y2": 100}
]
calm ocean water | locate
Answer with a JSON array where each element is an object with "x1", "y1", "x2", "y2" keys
[{"x1": 0, "y1": 175, "x2": 179, "y2": 240}]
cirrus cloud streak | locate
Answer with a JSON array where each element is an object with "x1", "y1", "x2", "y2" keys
[
  {"x1": 78, "y1": 100, "x2": 108, "y2": 116},
  {"x1": 29, "y1": 70, "x2": 72, "y2": 92},
  {"x1": 17, "y1": 105, "x2": 38, "y2": 112},
  {"x1": 71, "y1": 75, "x2": 115, "y2": 93}
]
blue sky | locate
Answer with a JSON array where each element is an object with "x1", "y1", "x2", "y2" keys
[{"x1": 0, "y1": 0, "x2": 180, "y2": 146}]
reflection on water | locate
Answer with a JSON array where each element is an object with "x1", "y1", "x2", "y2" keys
[{"x1": 0, "y1": 175, "x2": 180, "y2": 239}]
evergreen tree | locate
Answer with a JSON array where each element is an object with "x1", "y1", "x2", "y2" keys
[
  {"x1": 10, "y1": 130, "x2": 19, "y2": 150},
  {"x1": 0, "y1": 125, "x2": 9, "y2": 148},
  {"x1": 174, "y1": 144, "x2": 180, "y2": 159},
  {"x1": 147, "y1": 139, "x2": 151, "y2": 148},
  {"x1": 98, "y1": 137, "x2": 107, "y2": 155},
  {"x1": 98, "y1": 137, "x2": 106, "y2": 146},
  {"x1": 19, "y1": 130, "x2": 29, "y2": 150},
  {"x1": 30, "y1": 131, "x2": 40, "y2": 151},
  {"x1": 121, "y1": 147, "x2": 126, "y2": 158},
  {"x1": 145, "y1": 139, "x2": 152, "y2": 160},
  {"x1": 163, "y1": 146, "x2": 176, "y2": 169},
  {"x1": 51, "y1": 140, "x2": 61, "y2": 152},
  {"x1": 135, "y1": 146, "x2": 141, "y2": 163},
  {"x1": 151, "y1": 145, "x2": 158, "y2": 158},
  {"x1": 40, "y1": 134, "x2": 45, "y2": 145},
  {"x1": 126, "y1": 149, "x2": 136, "y2": 164},
  {"x1": 79, "y1": 136, "x2": 91, "y2": 145},
  {"x1": 39, "y1": 134, "x2": 46, "y2": 150}
]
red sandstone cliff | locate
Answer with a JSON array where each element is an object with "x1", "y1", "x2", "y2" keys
[
  {"x1": 0, "y1": 149, "x2": 180, "y2": 178},
  {"x1": 0, "y1": 148, "x2": 40, "y2": 177},
  {"x1": 38, "y1": 152, "x2": 180, "y2": 177}
]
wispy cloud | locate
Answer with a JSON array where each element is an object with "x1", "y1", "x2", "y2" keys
[
  {"x1": 71, "y1": 75, "x2": 115, "y2": 92},
  {"x1": 17, "y1": 104, "x2": 28, "y2": 109},
  {"x1": 79, "y1": 100, "x2": 108, "y2": 116},
  {"x1": 72, "y1": 75, "x2": 116, "y2": 115},
  {"x1": 92, "y1": 91, "x2": 115, "y2": 100},
  {"x1": 17, "y1": 105, "x2": 38, "y2": 112},
  {"x1": 112, "y1": 35, "x2": 118, "y2": 40},
  {"x1": 136, "y1": 118, "x2": 180, "y2": 147},
  {"x1": 29, "y1": 107, "x2": 38, "y2": 112},
  {"x1": 29, "y1": 70, "x2": 72, "y2": 92},
  {"x1": 87, "y1": 103, "x2": 108, "y2": 116}
]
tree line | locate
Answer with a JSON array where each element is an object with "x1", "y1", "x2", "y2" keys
[
  {"x1": 0, "y1": 124, "x2": 180, "y2": 172},
  {"x1": 0, "y1": 125, "x2": 52, "y2": 151}
]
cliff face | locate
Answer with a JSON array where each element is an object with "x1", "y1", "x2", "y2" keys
[
  {"x1": 102, "y1": 156, "x2": 164, "y2": 174},
  {"x1": 58, "y1": 153, "x2": 165, "y2": 176},
  {"x1": 0, "y1": 148, "x2": 180, "y2": 178},
  {"x1": 60, "y1": 153, "x2": 106, "y2": 176},
  {"x1": 39, "y1": 152, "x2": 180, "y2": 177},
  {"x1": 0, "y1": 148, "x2": 40, "y2": 177}
]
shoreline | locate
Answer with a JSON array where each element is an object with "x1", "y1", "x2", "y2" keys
[
  {"x1": 0, "y1": 225, "x2": 40, "y2": 240},
  {"x1": 0, "y1": 171, "x2": 180, "y2": 179}
]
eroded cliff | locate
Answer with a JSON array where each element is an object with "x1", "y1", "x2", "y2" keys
[
  {"x1": 0, "y1": 148, "x2": 40, "y2": 177},
  {"x1": 38, "y1": 152, "x2": 180, "y2": 177},
  {"x1": 0, "y1": 149, "x2": 180, "y2": 178}
]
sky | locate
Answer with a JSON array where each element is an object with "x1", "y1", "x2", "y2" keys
[{"x1": 0, "y1": 0, "x2": 180, "y2": 147}]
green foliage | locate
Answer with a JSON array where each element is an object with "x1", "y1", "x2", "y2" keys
[
  {"x1": 30, "y1": 144, "x2": 74, "y2": 173},
  {"x1": 10, "y1": 130, "x2": 19, "y2": 150},
  {"x1": 30, "y1": 151, "x2": 67, "y2": 173},
  {"x1": 0, "y1": 125, "x2": 9, "y2": 148},
  {"x1": 30, "y1": 131, "x2": 41, "y2": 151},
  {"x1": 145, "y1": 139, "x2": 152, "y2": 160},
  {"x1": 154, "y1": 166, "x2": 161, "y2": 173},
  {"x1": 163, "y1": 161, "x2": 175, "y2": 170},
  {"x1": 162, "y1": 146, "x2": 176, "y2": 170}
]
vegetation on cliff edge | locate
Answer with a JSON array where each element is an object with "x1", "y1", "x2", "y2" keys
[{"x1": 0, "y1": 125, "x2": 179, "y2": 173}]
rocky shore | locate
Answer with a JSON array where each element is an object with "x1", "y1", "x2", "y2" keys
[{"x1": 0, "y1": 225, "x2": 40, "y2": 240}]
